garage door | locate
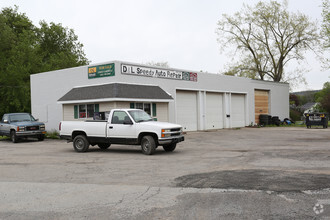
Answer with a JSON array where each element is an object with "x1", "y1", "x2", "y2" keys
[
  {"x1": 231, "y1": 94, "x2": 246, "y2": 127},
  {"x1": 176, "y1": 91, "x2": 198, "y2": 131},
  {"x1": 254, "y1": 90, "x2": 269, "y2": 124},
  {"x1": 206, "y1": 92, "x2": 223, "y2": 129}
]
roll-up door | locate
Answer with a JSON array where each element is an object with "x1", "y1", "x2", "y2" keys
[
  {"x1": 176, "y1": 91, "x2": 198, "y2": 131},
  {"x1": 231, "y1": 94, "x2": 246, "y2": 127},
  {"x1": 254, "y1": 90, "x2": 269, "y2": 124},
  {"x1": 206, "y1": 92, "x2": 223, "y2": 129}
]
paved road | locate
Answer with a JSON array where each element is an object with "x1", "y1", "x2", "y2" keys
[{"x1": 0, "y1": 127, "x2": 330, "y2": 219}]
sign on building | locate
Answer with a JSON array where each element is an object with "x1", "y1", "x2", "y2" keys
[
  {"x1": 121, "y1": 64, "x2": 197, "y2": 82},
  {"x1": 88, "y1": 63, "x2": 115, "y2": 79}
]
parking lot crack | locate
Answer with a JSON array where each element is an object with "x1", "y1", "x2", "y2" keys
[{"x1": 142, "y1": 187, "x2": 161, "y2": 202}]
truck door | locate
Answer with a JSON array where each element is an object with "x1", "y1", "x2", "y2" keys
[
  {"x1": 107, "y1": 111, "x2": 136, "y2": 139},
  {"x1": 0, "y1": 115, "x2": 10, "y2": 136}
]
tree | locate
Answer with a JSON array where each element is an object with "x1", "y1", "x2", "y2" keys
[
  {"x1": 322, "y1": 0, "x2": 330, "y2": 48},
  {"x1": 315, "y1": 82, "x2": 330, "y2": 113},
  {"x1": 0, "y1": 6, "x2": 89, "y2": 117},
  {"x1": 289, "y1": 94, "x2": 299, "y2": 106},
  {"x1": 216, "y1": 1, "x2": 319, "y2": 83},
  {"x1": 321, "y1": 0, "x2": 330, "y2": 68},
  {"x1": 36, "y1": 21, "x2": 89, "y2": 72}
]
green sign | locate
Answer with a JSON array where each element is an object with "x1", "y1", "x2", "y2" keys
[{"x1": 88, "y1": 63, "x2": 115, "y2": 79}]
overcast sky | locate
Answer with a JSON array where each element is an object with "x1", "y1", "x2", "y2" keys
[{"x1": 1, "y1": 0, "x2": 329, "y2": 92}]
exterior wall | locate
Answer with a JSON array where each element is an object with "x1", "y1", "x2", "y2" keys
[
  {"x1": 100, "y1": 102, "x2": 116, "y2": 112},
  {"x1": 31, "y1": 60, "x2": 289, "y2": 131},
  {"x1": 63, "y1": 104, "x2": 75, "y2": 121}
]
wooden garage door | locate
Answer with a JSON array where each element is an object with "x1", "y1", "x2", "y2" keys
[
  {"x1": 231, "y1": 94, "x2": 246, "y2": 127},
  {"x1": 206, "y1": 92, "x2": 223, "y2": 129},
  {"x1": 255, "y1": 90, "x2": 269, "y2": 124},
  {"x1": 176, "y1": 91, "x2": 198, "y2": 131}
]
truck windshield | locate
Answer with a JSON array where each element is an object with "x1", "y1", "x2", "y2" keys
[
  {"x1": 9, "y1": 114, "x2": 35, "y2": 122},
  {"x1": 128, "y1": 110, "x2": 153, "y2": 123}
]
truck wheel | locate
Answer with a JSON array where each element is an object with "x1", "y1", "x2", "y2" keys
[
  {"x1": 163, "y1": 143, "x2": 176, "y2": 152},
  {"x1": 73, "y1": 135, "x2": 89, "y2": 152},
  {"x1": 98, "y1": 143, "x2": 111, "y2": 150},
  {"x1": 38, "y1": 134, "x2": 45, "y2": 141},
  {"x1": 141, "y1": 136, "x2": 156, "y2": 155},
  {"x1": 10, "y1": 130, "x2": 18, "y2": 143}
]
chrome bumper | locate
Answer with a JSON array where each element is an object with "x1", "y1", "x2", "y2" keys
[{"x1": 16, "y1": 131, "x2": 46, "y2": 136}]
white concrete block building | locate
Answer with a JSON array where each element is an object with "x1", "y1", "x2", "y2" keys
[{"x1": 30, "y1": 60, "x2": 289, "y2": 131}]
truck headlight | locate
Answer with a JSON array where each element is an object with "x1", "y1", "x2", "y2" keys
[
  {"x1": 40, "y1": 125, "x2": 45, "y2": 130},
  {"x1": 161, "y1": 129, "x2": 171, "y2": 138},
  {"x1": 17, "y1": 126, "x2": 25, "y2": 131}
]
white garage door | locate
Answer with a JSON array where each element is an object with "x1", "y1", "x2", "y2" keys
[
  {"x1": 206, "y1": 93, "x2": 223, "y2": 129},
  {"x1": 231, "y1": 94, "x2": 246, "y2": 128},
  {"x1": 176, "y1": 91, "x2": 198, "y2": 131}
]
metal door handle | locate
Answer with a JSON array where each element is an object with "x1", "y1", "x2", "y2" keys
[{"x1": 109, "y1": 126, "x2": 113, "y2": 129}]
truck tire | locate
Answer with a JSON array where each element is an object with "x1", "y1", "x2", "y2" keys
[
  {"x1": 73, "y1": 135, "x2": 90, "y2": 152},
  {"x1": 38, "y1": 134, "x2": 45, "y2": 141},
  {"x1": 163, "y1": 143, "x2": 176, "y2": 152},
  {"x1": 98, "y1": 143, "x2": 111, "y2": 150},
  {"x1": 10, "y1": 130, "x2": 18, "y2": 143},
  {"x1": 141, "y1": 136, "x2": 156, "y2": 155}
]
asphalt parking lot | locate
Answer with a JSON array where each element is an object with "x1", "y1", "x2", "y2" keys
[{"x1": 1, "y1": 127, "x2": 330, "y2": 219}]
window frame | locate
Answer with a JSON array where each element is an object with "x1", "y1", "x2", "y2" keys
[{"x1": 76, "y1": 104, "x2": 99, "y2": 119}]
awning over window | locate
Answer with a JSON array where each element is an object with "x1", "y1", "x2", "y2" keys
[{"x1": 57, "y1": 83, "x2": 173, "y2": 104}]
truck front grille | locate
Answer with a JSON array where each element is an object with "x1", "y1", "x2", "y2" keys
[
  {"x1": 170, "y1": 128, "x2": 181, "y2": 136},
  {"x1": 26, "y1": 126, "x2": 40, "y2": 131}
]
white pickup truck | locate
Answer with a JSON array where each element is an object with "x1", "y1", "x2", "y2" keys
[{"x1": 59, "y1": 109, "x2": 184, "y2": 155}]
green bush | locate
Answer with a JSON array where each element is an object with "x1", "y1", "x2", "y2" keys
[
  {"x1": 46, "y1": 130, "x2": 60, "y2": 139},
  {"x1": 290, "y1": 109, "x2": 302, "y2": 121}
]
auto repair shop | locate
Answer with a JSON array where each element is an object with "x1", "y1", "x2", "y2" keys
[{"x1": 30, "y1": 60, "x2": 289, "y2": 131}]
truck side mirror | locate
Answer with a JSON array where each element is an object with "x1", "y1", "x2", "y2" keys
[
  {"x1": 3, "y1": 119, "x2": 8, "y2": 123},
  {"x1": 123, "y1": 120, "x2": 133, "y2": 125}
]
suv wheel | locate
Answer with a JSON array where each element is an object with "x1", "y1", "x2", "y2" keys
[{"x1": 10, "y1": 130, "x2": 18, "y2": 143}]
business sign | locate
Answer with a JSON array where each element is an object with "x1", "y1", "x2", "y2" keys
[
  {"x1": 88, "y1": 63, "x2": 115, "y2": 79},
  {"x1": 121, "y1": 64, "x2": 197, "y2": 82}
]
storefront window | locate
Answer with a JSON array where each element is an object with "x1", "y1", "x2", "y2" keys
[
  {"x1": 77, "y1": 104, "x2": 98, "y2": 119},
  {"x1": 135, "y1": 103, "x2": 143, "y2": 110},
  {"x1": 87, "y1": 104, "x2": 95, "y2": 118},
  {"x1": 130, "y1": 102, "x2": 155, "y2": 118},
  {"x1": 79, "y1": 105, "x2": 86, "y2": 118},
  {"x1": 144, "y1": 103, "x2": 151, "y2": 115}
]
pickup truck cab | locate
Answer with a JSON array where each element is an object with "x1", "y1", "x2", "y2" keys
[
  {"x1": 0, "y1": 113, "x2": 46, "y2": 143},
  {"x1": 59, "y1": 109, "x2": 184, "y2": 155}
]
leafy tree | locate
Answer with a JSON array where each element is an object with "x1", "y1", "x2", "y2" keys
[
  {"x1": 322, "y1": 0, "x2": 330, "y2": 48},
  {"x1": 0, "y1": 6, "x2": 36, "y2": 115},
  {"x1": 289, "y1": 94, "x2": 299, "y2": 106},
  {"x1": 216, "y1": 1, "x2": 319, "y2": 83},
  {"x1": 0, "y1": 6, "x2": 89, "y2": 117},
  {"x1": 315, "y1": 82, "x2": 330, "y2": 113},
  {"x1": 37, "y1": 21, "x2": 89, "y2": 72},
  {"x1": 321, "y1": 0, "x2": 330, "y2": 68}
]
